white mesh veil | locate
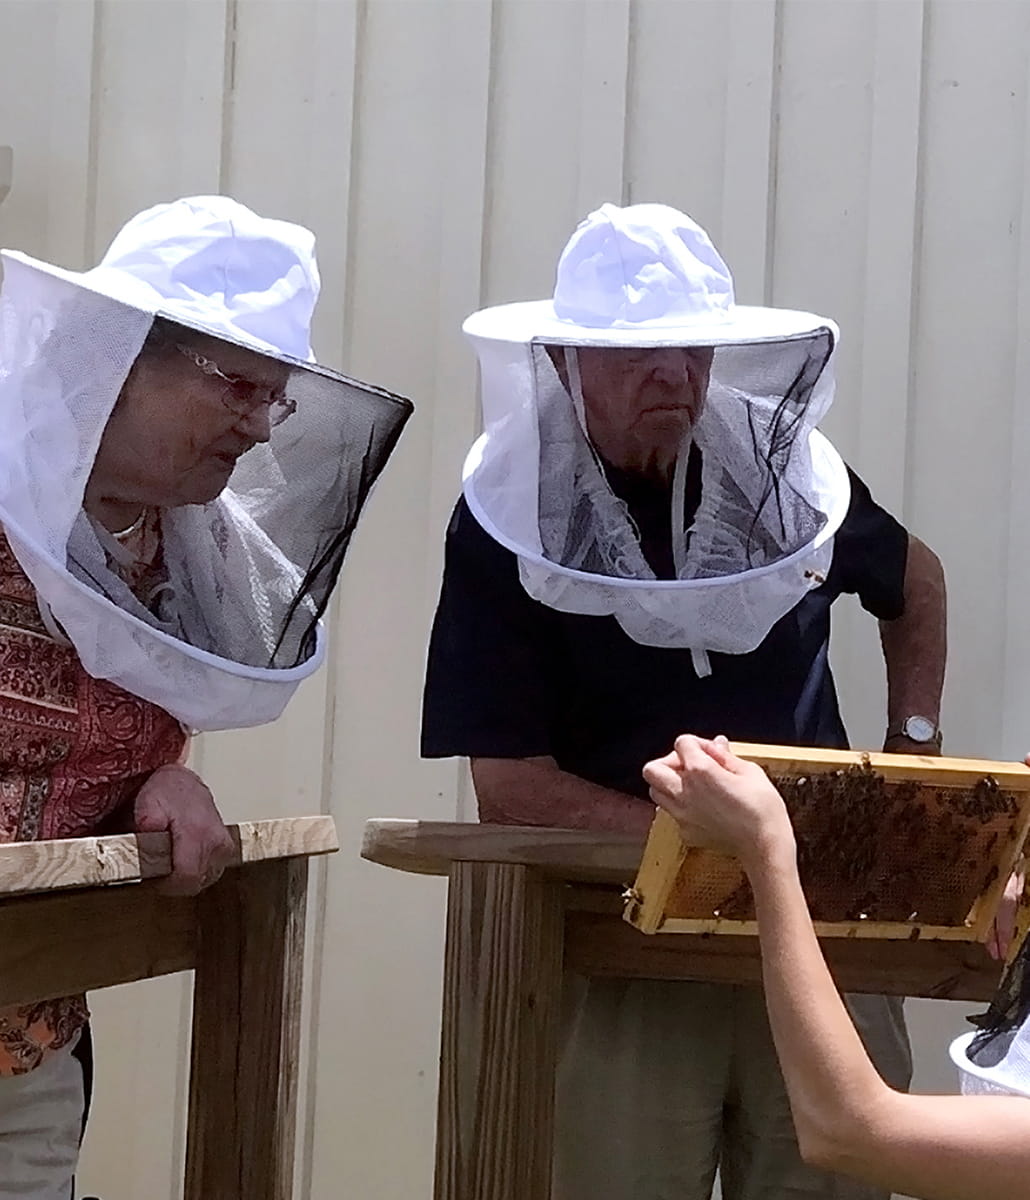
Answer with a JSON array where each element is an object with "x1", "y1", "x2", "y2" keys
[
  {"x1": 951, "y1": 1027, "x2": 1030, "y2": 1099},
  {"x1": 462, "y1": 203, "x2": 850, "y2": 674},
  {"x1": 0, "y1": 198, "x2": 411, "y2": 730},
  {"x1": 951, "y1": 929, "x2": 1030, "y2": 1098}
]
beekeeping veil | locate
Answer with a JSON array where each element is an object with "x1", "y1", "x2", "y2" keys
[
  {"x1": 0, "y1": 195, "x2": 412, "y2": 730},
  {"x1": 952, "y1": 934, "x2": 1030, "y2": 1098},
  {"x1": 462, "y1": 202, "x2": 849, "y2": 675}
]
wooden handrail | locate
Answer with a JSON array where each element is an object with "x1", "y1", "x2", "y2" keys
[
  {"x1": 0, "y1": 813, "x2": 334, "y2": 1200},
  {"x1": 362, "y1": 819, "x2": 645, "y2": 884},
  {"x1": 0, "y1": 815, "x2": 338, "y2": 899}
]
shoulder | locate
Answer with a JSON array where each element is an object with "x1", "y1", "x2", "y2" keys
[
  {"x1": 836, "y1": 465, "x2": 908, "y2": 545},
  {"x1": 447, "y1": 496, "x2": 508, "y2": 551},
  {"x1": 443, "y1": 497, "x2": 522, "y2": 583},
  {"x1": 825, "y1": 465, "x2": 908, "y2": 616},
  {"x1": 430, "y1": 497, "x2": 553, "y2": 643}
]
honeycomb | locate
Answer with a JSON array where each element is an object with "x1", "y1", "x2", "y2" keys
[{"x1": 665, "y1": 762, "x2": 1020, "y2": 926}]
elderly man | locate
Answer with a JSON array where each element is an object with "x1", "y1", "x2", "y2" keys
[{"x1": 422, "y1": 204, "x2": 946, "y2": 1200}]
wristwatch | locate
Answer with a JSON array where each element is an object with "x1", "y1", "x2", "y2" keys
[{"x1": 885, "y1": 715, "x2": 942, "y2": 748}]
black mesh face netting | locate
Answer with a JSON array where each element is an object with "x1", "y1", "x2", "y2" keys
[
  {"x1": 247, "y1": 357, "x2": 413, "y2": 667},
  {"x1": 968, "y1": 932, "x2": 1030, "y2": 1056},
  {"x1": 67, "y1": 315, "x2": 413, "y2": 671},
  {"x1": 529, "y1": 330, "x2": 833, "y2": 582}
]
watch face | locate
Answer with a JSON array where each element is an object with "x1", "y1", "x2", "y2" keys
[{"x1": 904, "y1": 716, "x2": 937, "y2": 743}]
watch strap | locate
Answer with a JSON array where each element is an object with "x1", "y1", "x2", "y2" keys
[{"x1": 885, "y1": 717, "x2": 942, "y2": 747}]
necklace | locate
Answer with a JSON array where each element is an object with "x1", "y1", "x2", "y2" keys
[{"x1": 110, "y1": 508, "x2": 148, "y2": 541}]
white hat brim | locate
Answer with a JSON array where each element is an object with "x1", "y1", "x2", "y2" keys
[
  {"x1": 463, "y1": 299, "x2": 838, "y2": 348},
  {"x1": 949, "y1": 1030, "x2": 1030, "y2": 1097},
  {"x1": 1, "y1": 248, "x2": 333, "y2": 374},
  {"x1": 4, "y1": 249, "x2": 313, "y2": 361}
]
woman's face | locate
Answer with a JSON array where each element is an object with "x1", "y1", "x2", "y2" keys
[{"x1": 90, "y1": 333, "x2": 291, "y2": 511}]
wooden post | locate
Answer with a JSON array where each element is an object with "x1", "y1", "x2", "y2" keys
[
  {"x1": 435, "y1": 862, "x2": 564, "y2": 1200},
  {"x1": 184, "y1": 856, "x2": 308, "y2": 1200}
]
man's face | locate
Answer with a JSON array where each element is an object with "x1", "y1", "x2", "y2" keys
[{"x1": 572, "y1": 345, "x2": 714, "y2": 479}]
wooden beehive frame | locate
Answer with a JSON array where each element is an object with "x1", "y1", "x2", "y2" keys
[{"x1": 624, "y1": 744, "x2": 1030, "y2": 943}]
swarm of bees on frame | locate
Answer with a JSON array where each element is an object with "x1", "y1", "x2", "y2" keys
[{"x1": 672, "y1": 761, "x2": 1020, "y2": 926}]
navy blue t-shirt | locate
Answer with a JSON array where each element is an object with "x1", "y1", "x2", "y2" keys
[{"x1": 421, "y1": 468, "x2": 908, "y2": 799}]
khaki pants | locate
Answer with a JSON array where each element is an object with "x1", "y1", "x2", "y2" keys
[
  {"x1": 0, "y1": 1039, "x2": 84, "y2": 1200},
  {"x1": 554, "y1": 979, "x2": 910, "y2": 1200}
]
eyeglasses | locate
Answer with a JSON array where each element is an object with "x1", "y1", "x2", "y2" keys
[{"x1": 173, "y1": 344, "x2": 297, "y2": 428}]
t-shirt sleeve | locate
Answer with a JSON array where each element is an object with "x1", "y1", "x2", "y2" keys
[
  {"x1": 825, "y1": 467, "x2": 909, "y2": 621},
  {"x1": 421, "y1": 499, "x2": 556, "y2": 760}
]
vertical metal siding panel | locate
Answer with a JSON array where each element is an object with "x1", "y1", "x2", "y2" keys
[
  {"x1": 575, "y1": 0, "x2": 631, "y2": 216},
  {"x1": 720, "y1": 0, "x2": 778, "y2": 304},
  {"x1": 999, "y1": 22, "x2": 1030, "y2": 759},
  {"x1": 908, "y1": 0, "x2": 1030, "y2": 758},
  {"x1": 90, "y1": 0, "x2": 229, "y2": 253},
  {"x1": 854, "y1": 0, "x2": 926, "y2": 511},
  {"x1": 482, "y1": 0, "x2": 600, "y2": 304},
  {"x1": 0, "y1": 0, "x2": 97, "y2": 263},
  {"x1": 623, "y1": 0, "x2": 730, "y2": 234}
]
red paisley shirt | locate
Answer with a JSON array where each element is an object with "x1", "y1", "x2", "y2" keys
[{"x1": 0, "y1": 528, "x2": 186, "y2": 1074}]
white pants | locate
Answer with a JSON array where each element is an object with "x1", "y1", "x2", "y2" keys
[
  {"x1": 0, "y1": 1040, "x2": 84, "y2": 1200},
  {"x1": 554, "y1": 979, "x2": 911, "y2": 1200}
]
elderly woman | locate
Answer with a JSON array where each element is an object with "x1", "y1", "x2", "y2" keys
[
  {"x1": 0, "y1": 196, "x2": 410, "y2": 1198},
  {"x1": 645, "y1": 735, "x2": 1030, "y2": 1200}
]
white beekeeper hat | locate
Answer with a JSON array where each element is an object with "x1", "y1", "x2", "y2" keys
[
  {"x1": 465, "y1": 202, "x2": 832, "y2": 346},
  {"x1": 0, "y1": 196, "x2": 411, "y2": 729},
  {"x1": 461, "y1": 202, "x2": 849, "y2": 673},
  {"x1": 951, "y1": 1027, "x2": 1030, "y2": 1098}
]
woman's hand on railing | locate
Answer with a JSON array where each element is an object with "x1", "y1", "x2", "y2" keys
[{"x1": 133, "y1": 764, "x2": 235, "y2": 896}]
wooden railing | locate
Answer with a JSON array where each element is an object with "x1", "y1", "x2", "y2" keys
[
  {"x1": 363, "y1": 818, "x2": 1004, "y2": 1200},
  {"x1": 0, "y1": 816, "x2": 337, "y2": 1200}
]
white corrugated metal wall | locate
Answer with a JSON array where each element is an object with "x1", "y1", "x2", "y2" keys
[{"x1": 1, "y1": 1, "x2": 1029, "y2": 1196}]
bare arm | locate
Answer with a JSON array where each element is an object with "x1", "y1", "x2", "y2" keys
[
  {"x1": 880, "y1": 534, "x2": 947, "y2": 751},
  {"x1": 471, "y1": 755, "x2": 654, "y2": 835},
  {"x1": 750, "y1": 838, "x2": 1030, "y2": 1198},
  {"x1": 646, "y1": 736, "x2": 1030, "y2": 1200}
]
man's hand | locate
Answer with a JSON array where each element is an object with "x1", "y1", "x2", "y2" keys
[
  {"x1": 643, "y1": 735, "x2": 795, "y2": 869},
  {"x1": 133, "y1": 764, "x2": 235, "y2": 896}
]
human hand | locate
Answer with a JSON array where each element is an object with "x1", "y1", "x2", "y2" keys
[
  {"x1": 981, "y1": 751, "x2": 1030, "y2": 959},
  {"x1": 133, "y1": 764, "x2": 235, "y2": 896},
  {"x1": 642, "y1": 734, "x2": 795, "y2": 869},
  {"x1": 985, "y1": 866, "x2": 1026, "y2": 962}
]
